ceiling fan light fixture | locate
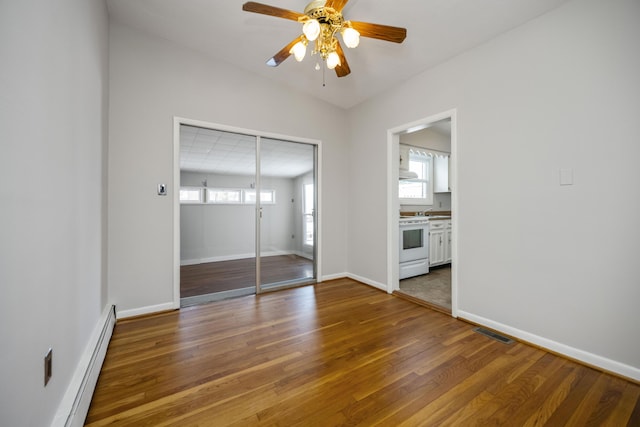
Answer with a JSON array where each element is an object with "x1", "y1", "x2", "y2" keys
[
  {"x1": 290, "y1": 40, "x2": 307, "y2": 62},
  {"x1": 342, "y1": 26, "x2": 360, "y2": 48},
  {"x1": 242, "y1": 1, "x2": 407, "y2": 79},
  {"x1": 302, "y1": 19, "x2": 320, "y2": 41},
  {"x1": 326, "y1": 51, "x2": 341, "y2": 69}
]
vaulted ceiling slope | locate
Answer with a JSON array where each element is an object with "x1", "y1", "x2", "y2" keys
[{"x1": 107, "y1": 0, "x2": 572, "y2": 109}]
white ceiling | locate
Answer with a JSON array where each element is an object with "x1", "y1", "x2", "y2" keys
[
  {"x1": 180, "y1": 125, "x2": 315, "y2": 177},
  {"x1": 107, "y1": 0, "x2": 572, "y2": 109}
]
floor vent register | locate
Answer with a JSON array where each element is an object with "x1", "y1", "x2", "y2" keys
[{"x1": 473, "y1": 327, "x2": 514, "y2": 344}]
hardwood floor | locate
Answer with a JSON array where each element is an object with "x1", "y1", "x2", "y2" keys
[
  {"x1": 180, "y1": 254, "x2": 314, "y2": 297},
  {"x1": 86, "y1": 279, "x2": 640, "y2": 426}
]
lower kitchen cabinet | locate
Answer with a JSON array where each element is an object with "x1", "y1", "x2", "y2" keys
[
  {"x1": 444, "y1": 220, "x2": 452, "y2": 263},
  {"x1": 429, "y1": 219, "x2": 452, "y2": 266}
]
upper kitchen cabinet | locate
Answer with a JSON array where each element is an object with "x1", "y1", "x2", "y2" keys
[
  {"x1": 399, "y1": 144, "x2": 410, "y2": 173},
  {"x1": 434, "y1": 155, "x2": 450, "y2": 193}
]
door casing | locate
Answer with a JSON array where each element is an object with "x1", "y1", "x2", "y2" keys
[{"x1": 386, "y1": 109, "x2": 458, "y2": 317}]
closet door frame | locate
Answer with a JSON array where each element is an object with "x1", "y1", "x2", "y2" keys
[{"x1": 172, "y1": 117, "x2": 322, "y2": 307}]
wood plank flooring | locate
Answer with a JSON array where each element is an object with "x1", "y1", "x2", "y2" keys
[
  {"x1": 86, "y1": 279, "x2": 640, "y2": 426},
  {"x1": 180, "y1": 255, "x2": 314, "y2": 297}
]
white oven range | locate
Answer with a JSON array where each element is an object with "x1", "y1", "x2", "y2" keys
[{"x1": 399, "y1": 217, "x2": 430, "y2": 279}]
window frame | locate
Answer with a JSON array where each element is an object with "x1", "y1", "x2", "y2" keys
[
  {"x1": 303, "y1": 183, "x2": 314, "y2": 247},
  {"x1": 399, "y1": 151, "x2": 434, "y2": 206},
  {"x1": 179, "y1": 186, "x2": 204, "y2": 204},
  {"x1": 205, "y1": 188, "x2": 243, "y2": 205},
  {"x1": 242, "y1": 189, "x2": 276, "y2": 205},
  {"x1": 179, "y1": 186, "x2": 277, "y2": 205}
]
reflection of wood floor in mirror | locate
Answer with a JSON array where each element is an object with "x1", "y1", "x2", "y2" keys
[
  {"x1": 398, "y1": 265, "x2": 451, "y2": 312},
  {"x1": 180, "y1": 255, "x2": 314, "y2": 298}
]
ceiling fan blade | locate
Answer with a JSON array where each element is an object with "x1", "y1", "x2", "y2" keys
[
  {"x1": 242, "y1": 2, "x2": 305, "y2": 22},
  {"x1": 349, "y1": 21, "x2": 407, "y2": 43},
  {"x1": 266, "y1": 35, "x2": 304, "y2": 67},
  {"x1": 334, "y1": 40, "x2": 351, "y2": 77},
  {"x1": 325, "y1": 0, "x2": 350, "y2": 12}
]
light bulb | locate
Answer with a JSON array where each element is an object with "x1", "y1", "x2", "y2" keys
[
  {"x1": 302, "y1": 19, "x2": 320, "y2": 41},
  {"x1": 342, "y1": 27, "x2": 360, "y2": 48},
  {"x1": 290, "y1": 41, "x2": 307, "y2": 62},
  {"x1": 326, "y1": 51, "x2": 341, "y2": 69}
]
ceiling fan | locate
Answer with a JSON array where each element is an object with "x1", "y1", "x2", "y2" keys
[{"x1": 242, "y1": 0, "x2": 407, "y2": 78}]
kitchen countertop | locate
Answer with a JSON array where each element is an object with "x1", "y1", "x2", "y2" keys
[{"x1": 400, "y1": 211, "x2": 451, "y2": 220}]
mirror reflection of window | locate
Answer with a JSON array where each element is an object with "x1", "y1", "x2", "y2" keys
[{"x1": 304, "y1": 183, "x2": 314, "y2": 246}]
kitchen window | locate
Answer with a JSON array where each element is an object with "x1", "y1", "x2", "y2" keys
[{"x1": 399, "y1": 152, "x2": 433, "y2": 205}]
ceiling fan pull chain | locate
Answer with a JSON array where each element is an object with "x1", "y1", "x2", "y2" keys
[{"x1": 322, "y1": 62, "x2": 326, "y2": 87}]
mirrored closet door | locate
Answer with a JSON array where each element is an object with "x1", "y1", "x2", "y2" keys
[{"x1": 179, "y1": 125, "x2": 316, "y2": 306}]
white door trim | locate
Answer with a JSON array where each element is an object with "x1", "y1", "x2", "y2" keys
[{"x1": 386, "y1": 109, "x2": 458, "y2": 318}]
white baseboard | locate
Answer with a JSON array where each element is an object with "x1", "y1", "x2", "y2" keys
[
  {"x1": 458, "y1": 310, "x2": 640, "y2": 382},
  {"x1": 319, "y1": 272, "x2": 389, "y2": 293},
  {"x1": 52, "y1": 304, "x2": 116, "y2": 427},
  {"x1": 180, "y1": 250, "x2": 293, "y2": 266},
  {"x1": 346, "y1": 273, "x2": 389, "y2": 293},
  {"x1": 321, "y1": 272, "x2": 347, "y2": 282},
  {"x1": 293, "y1": 250, "x2": 314, "y2": 260},
  {"x1": 116, "y1": 301, "x2": 177, "y2": 319}
]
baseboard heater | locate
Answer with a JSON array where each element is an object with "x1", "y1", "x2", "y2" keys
[{"x1": 53, "y1": 304, "x2": 116, "y2": 427}]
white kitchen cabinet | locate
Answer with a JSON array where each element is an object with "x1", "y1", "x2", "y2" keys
[
  {"x1": 429, "y1": 219, "x2": 452, "y2": 266},
  {"x1": 434, "y1": 155, "x2": 450, "y2": 193},
  {"x1": 399, "y1": 144, "x2": 410, "y2": 172},
  {"x1": 444, "y1": 220, "x2": 452, "y2": 263},
  {"x1": 429, "y1": 221, "x2": 445, "y2": 266}
]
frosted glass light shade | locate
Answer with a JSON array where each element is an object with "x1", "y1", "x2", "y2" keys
[
  {"x1": 342, "y1": 27, "x2": 360, "y2": 48},
  {"x1": 326, "y1": 51, "x2": 341, "y2": 69},
  {"x1": 302, "y1": 19, "x2": 320, "y2": 41},
  {"x1": 290, "y1": 41, "x2": 307, "y2": 62}
]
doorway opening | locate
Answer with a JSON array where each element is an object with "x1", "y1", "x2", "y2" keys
[
  {"x1": 173, "y1": 119, "x2": 321, "y2": 307},
  {"x1": 387, "y1": 110, "x2": 458, "y2": 317}
]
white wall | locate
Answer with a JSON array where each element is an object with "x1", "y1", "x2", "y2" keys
[
  {"x1": 180, "y1": 172, "x2": 296, "y2": 263},
  {"x1": 0, "y1": 0, "x2": 109, "y2": 425},
  {"x1": 401, "y1": 127, "x2": 450, "y2": 153},
  {"x1": 348, "y1": 0, "x2": 640, "y2": 378},
  {"x1": 108, "y1": 24, "x2": 349, "y2": 315}
]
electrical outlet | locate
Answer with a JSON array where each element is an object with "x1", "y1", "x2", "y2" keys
[{"x1": 44, "y1": 348, "x2": 52, "y2": 386}]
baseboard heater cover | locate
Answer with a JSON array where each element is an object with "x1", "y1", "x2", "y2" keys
[
  {"x1": 473, "y1": 327, "x2": 514, "y2": 344},
  {"x1": 53, "y1": 304, "x2": 116, "y2": 427}
]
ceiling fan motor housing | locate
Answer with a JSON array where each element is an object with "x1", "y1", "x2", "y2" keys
[{"x1": 303, "y1": 1, "x2": 344, "y2": 29}]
